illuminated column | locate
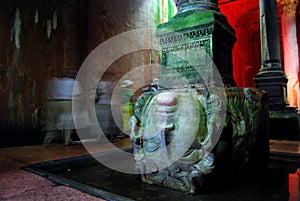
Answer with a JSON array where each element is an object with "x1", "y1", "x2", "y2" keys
[
  {"x1": 254, "y1": 0, "x2": 290, "y2": 112},
  {"x1": 277, "y1": 0, "x2": 299, "y2": 112}
]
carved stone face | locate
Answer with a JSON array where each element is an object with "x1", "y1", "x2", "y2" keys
[
  {"x1": 132, "y1": 89, "x2": 209, "y2": 171},
  {"x1": 130, "y1": 89, "x2": 215, "y2": 193}
]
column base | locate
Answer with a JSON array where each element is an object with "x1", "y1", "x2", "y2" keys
[
  {"x1": 254, "y1": 65, "x2": 289, "y2": 111},
  {"x1": 254, "y1": 65, "x2": 299, "y2": 140}
]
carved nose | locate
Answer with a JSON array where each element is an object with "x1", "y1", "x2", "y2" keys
[
  {"x1": 156, "y1": 92, "x2": 177, "y2": 115},
  {"x1": 156, "y1": 92, "x2": 177, "y2": 106}
]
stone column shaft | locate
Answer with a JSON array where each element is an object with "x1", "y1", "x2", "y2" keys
[{"x1": 260, "y1": 0, "x2": 281, "y2": 66}]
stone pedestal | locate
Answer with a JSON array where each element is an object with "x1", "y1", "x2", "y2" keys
[
  {"x1": 254, "y1": 64, "x2": 289, "y2": 111},
  {"x1": 156, "y1": 1, "x2": 236, "y2": 87}
]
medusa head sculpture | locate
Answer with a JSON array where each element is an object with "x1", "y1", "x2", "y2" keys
[{"x1": 129, "y1": 87, "x2": 225, "y2": 194}]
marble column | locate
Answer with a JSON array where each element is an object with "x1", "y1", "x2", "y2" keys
[
  {"x1": 254, "y1": 0, "x2": 291, "y2": 112},
  {"x1": 277, "y1": 0, "x2": 299, "y2": 112}
]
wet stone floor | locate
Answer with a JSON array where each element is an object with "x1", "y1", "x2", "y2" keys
[{"x1": 23, "y1": 149, "x2": 298, "y2": 201}]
